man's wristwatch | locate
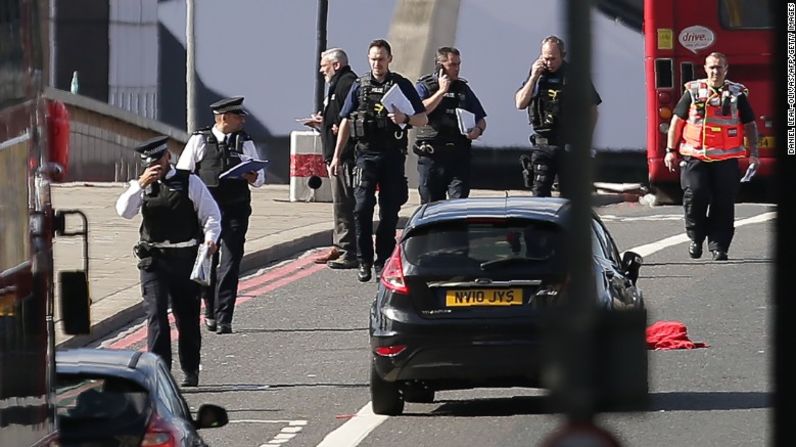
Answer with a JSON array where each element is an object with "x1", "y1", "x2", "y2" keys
[{"x1": 665, "y1": 147, "x2": 676, "y2": 154}]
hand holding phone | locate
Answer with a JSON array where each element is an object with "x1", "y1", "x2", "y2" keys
[{"x1": 531, "y1": 56, "x2": 547, "y2": 77}]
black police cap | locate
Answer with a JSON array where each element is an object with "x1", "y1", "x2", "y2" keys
[
  {"x1": 210, "y1": 96, "x2": 247, "y2": 115},
  {"x1": 135, "y1": 136, "x2": 170, "y2": 164}
]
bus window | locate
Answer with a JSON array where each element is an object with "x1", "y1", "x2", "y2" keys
[
  {"x1": 719, "y1": 0, "x2": 773, "y2": 29},
  {"x1": 654, "y1": 59, "x2": 673, "y2": 89},
  {"x1": 680, "y1": 62, "x2": 694, "y2": 85},
  {"x1": 0, "y1": 0, "x2": 27, "y2": 105}
]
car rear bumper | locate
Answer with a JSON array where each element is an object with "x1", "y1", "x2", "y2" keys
[{"x1": 370, "y1": 311, "x2": 544, "y2": 387}]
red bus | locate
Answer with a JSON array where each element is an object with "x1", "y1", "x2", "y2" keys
[
  {"x1": 643, "y1": 0, "x2": 774, "y2": 202},
  {"x1": 1, "y1": 0, "x2": 89, "y2": 445}
]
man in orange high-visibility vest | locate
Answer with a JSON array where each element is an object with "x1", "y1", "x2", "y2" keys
[{"x1": 664, "y1": 52, "x2": 759, "y2": 261}]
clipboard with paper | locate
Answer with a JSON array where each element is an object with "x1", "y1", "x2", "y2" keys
[
  {"x1": 219, "y1": 159, "x2": 269, "y2": 180},
  {"x1": 380, "y1": 84, "x2": 415, "y2": 129},
  {"x1": 455, "y1": 108, "x2": 476, "y2": 135}
]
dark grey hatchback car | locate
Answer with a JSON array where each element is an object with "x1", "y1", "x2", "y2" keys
[
  {"x1": 369, "y1": 197, "x2": 644, "y2": 415},
  {"x1": 56, "y1": 349, "x2": 228, "y2": 447}
]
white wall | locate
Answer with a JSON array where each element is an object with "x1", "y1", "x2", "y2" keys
[
  {"x1": 109, "y1": 0, "x2": 159, "y2": 119},
  {"x1": 456, "y1": 0, "x2": 645, "y2": 149}
]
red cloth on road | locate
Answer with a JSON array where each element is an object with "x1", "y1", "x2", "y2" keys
[{"x1": 646, "y1": 320, "x2": 708, "y2": 350}]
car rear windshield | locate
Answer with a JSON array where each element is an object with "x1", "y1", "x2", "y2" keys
[
  {"x1": 56, "y1": 375, "x2": 149, "y2": 422},
  {"x1": 403, "y1": 219, "x2": 562, "y2": 268}
]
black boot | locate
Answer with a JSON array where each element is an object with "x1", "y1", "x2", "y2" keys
[
  {"x1": 181, "y1": 371, "x2": 199, "y2": 387},
  {"x1": 711, "y1": 250, "x2": 728, "y2": 261},
  {"x1": 358, "y1": 264, "x2": 372, "y2": 282},
  {"x1": 688, "y1": 241, "x2": 703, "y2": 259}
]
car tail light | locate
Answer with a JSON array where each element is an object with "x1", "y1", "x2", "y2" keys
[
  {"x1": 375, "y1": 344, "x2": 407, "y2": 357},
  {"x1": 141, "y1": 412, "x2": 178, "y2": 447},
  {"x1": 380, "y1": 245, "x2": 408, "y2": 294}
]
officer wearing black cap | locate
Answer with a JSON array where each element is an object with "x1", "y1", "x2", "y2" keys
[
  {"x1": 177, "y1": 96, "x2": 265, "y2": 335},
  {"x1": 116, "y1": 136, "x2": 221, "y2": 387},
  {"x1": 329, "y1": 39, "x2": 427, "y2": 282},
  {"x1": 414, "y1": 46, "x2": 487, "y2": 203}
]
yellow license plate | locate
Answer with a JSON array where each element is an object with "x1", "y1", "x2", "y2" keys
[
  {"x1": 748, "y1": 136, "x2": 774, "y2": 149},
  {"x1": 445, "y1": 288, "x2": 523, "y2": 307}
]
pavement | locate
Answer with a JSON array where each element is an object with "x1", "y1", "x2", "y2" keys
[{"x1": 52, "y1": 182, "x2": 632, "y2": 348}]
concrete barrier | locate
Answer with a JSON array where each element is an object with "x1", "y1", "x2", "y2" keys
[{"x1": 289, "y1": 130, "x2": 332, "y2": 202}]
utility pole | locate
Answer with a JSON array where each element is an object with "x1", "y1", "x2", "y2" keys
[
  {"x1": 314, "y1": 0, "x2": 328, "y2": 113},
  {"x1": 186, "y1": 0, "x2": 196, "y2": 132}
]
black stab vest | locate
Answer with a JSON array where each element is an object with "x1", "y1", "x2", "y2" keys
[
  {"x1": 194, "y1": 128, "x2": 251, "y2": 208},
  {"x1": 415, "y1": 74, "x2": 469, "y2": 144},
  {"x1": 349, "y1": 72, "x2": 408, "y2": 153},
  {"x1": 140, "y1": 170, "x2": 200, "y2": 243}
]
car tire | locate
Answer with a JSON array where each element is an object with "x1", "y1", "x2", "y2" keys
[
  {"x1": 403, "y1": 386, "x2": 435, "y2": 403},
  {"x1": 370, "y1": 366, "x2": 404, "y2": 415}
]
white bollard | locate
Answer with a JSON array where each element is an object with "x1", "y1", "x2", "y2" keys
[{"x1": 289, "y1": 130, "x2": 332, "y2": 202}]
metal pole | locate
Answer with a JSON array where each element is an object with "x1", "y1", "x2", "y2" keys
[
  {"x1": 314, "y1": 0, "x2": 328, "y2": 113},
  {"x1": 186, "y1": 0, "x2": 196, "y2": 132},
  {"x1": 562, "y1": 0, "x2": 597, "y2": 423}
]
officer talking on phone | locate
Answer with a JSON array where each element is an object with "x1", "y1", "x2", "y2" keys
[
  {"x1": 514, "y1": 35, "x2": 601, "y2": 197},
  {"x1": 177, "y1": 97, "x2": 265, "y2": 334},
  {"x1": 116, "y1": 136, "x2": 221, "y2": 387},
  {"x1": 414, "y1": 46, "x2": 487, "y2": 203}
]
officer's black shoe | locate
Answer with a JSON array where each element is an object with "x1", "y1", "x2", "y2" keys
[
  {"x1": 688, "y1": 241, "x2": 703, "y2": 259},
  {"x1": 357, "y1": 264, "x2": 372, "y2": 282},
  {"x1": 711, "y1": 250, "x2": 728, "y2": 261},
  {"x1": 204, "y1": 318, "x2": 217, "y2": 332},
  {"x1": 328, "y1": 258, "x2": 358, "y2": 269},
  {"x1": 216, "y1": 324, "x2": 232, "y2": 334},
  {"x1": 181, "y1": 371, "x2": 199, "y2": 387}
]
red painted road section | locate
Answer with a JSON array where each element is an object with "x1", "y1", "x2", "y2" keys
[{"x1": 107, "y1": 255, "x2": 327, "y2": 350}]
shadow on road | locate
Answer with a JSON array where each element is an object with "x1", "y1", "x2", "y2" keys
[{"x1": 412, "y1": 390, "x2": 769, "y2": 417}]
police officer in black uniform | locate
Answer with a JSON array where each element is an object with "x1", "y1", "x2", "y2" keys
[
  {"x1": 515, "y1": 35, "x2": 601, "y2": 197},
  {"x1": 414, "y1": 47, "x2": 487, "y2": 203},
  {"x1": 116, "y1": 136, "x2": 221, "y2": 387},
  {"x1": 329, "y1": 39, "x2": 427, "y2": 282},
  {"x1": 177, "y1": 97, "x2": 266, "y2": 334}
]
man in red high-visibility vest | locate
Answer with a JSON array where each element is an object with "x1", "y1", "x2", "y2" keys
[{"x1": 665, "y1": 52, "x2": 759, "y2": 261}]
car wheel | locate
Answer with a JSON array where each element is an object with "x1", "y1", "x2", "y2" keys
[
  {"x1": 403, "y1": 386, "x2": 435, "y2": 403},
  {"x1": 370, "y1": 366, "x2": 404, "y2": 415}
]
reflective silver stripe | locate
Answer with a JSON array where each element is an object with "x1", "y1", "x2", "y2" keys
[
  {"x1": 148, "y1": 239, "x2": 198, "y2": 248},
  {"x1": 680, "y1": 144, "x2": 745, "y2": 159},
  {"x1": 703, "y1": 116, "x2": 740, "y2": 126}
]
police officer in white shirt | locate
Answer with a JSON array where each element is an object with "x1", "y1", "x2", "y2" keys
[
  {"x1": 177, "y1": 96, "x2": 265, "y2": 335},
  {"x1": 116, "y1": 136, "x2": 221, "y2": 387}
]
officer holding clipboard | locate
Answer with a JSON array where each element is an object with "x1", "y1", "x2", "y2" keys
[{"x1": 177, "y1": 96, "x2": 266, "y2": 334}]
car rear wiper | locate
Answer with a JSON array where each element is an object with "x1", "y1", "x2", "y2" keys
[{"x1": 480, "y1": 256, "x2": 550, "y2": 270}]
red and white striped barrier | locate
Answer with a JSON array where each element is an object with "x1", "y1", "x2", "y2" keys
[{"x1": 289, "y1": 130, "x2": 332, "y2": 202}]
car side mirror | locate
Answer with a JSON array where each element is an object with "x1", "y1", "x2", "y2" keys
[
  {"x1": 195, "y1": 404, "x2": 229, "y2": 429},
  {"x1": 621, "y1": 251, "x2": 643, "y2": 285},
  {"x1": 60, "y1": 271, "x2": 91, "y2": 334}
]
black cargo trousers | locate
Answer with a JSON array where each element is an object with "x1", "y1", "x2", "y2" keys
[
  {"x1": 138, "y1": 246, "x2": 201, "y2": 374},
  {"x1": 680, "y1": 157, "x2": 740, "y2": 253},
  {"x1": 353, "y1": 148, "x2": 409, "y2": 268}
]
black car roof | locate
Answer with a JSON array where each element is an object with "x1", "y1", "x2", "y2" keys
[
  {"x1": 56, "y1": 348, "x2": 162, "y2": 389},
  {"x1": 406, "y1": 197, "x2": 571, "y2": 232}
]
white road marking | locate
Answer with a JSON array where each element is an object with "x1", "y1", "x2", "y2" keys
[
  {"x1": 600, "y1": 214, "x2": 683, "y2": 222},
  {"x1": 315, "y1": 403, "x2": 388, "y2": 447},
  {"x1": 628, "y1": 212, "x2": 776, "y2": 258}
]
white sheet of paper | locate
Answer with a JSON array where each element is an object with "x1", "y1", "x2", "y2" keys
[
  {"x1": 380, "y1": 84, "x2": 414, "y2": 129},
  {"x1": 455, "y1": 108, "x2": 476, "y2": 135},
  {"x1": 740, "y1": 163, "x2": 757, "y2": 183},
  {"x1": 190, "y1": 244, "x2": 213, "y2": 286}
]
